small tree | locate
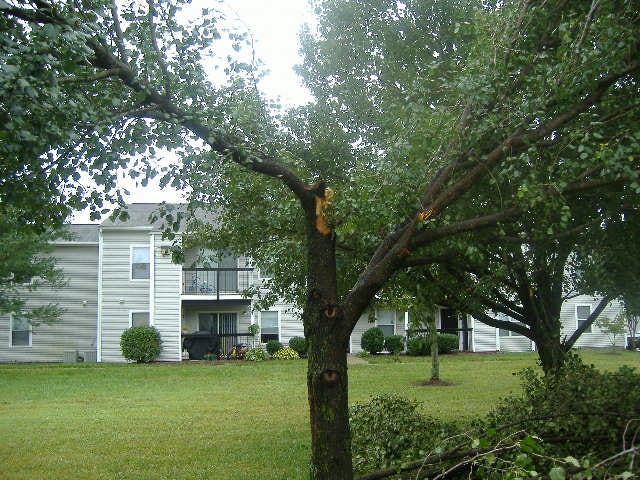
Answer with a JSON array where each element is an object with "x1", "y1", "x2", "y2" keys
[
  {"x1": 428, "y1": 315, "x2": 440, "y2": 382},
  {"x1": 120, "y1": 326, "x2": 162, "y2": 363},
  {"x1": 596, "y1": 315, "x2": 626, "y2": 351},
  {"x1": 620, "y1": 309, "x2": 640, "y2": 350},
  {"x1": 248, "y1": 323, "x2": 260, "y2": 348}
]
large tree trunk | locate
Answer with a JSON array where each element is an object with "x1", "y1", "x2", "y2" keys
[
  {"x1": 306, "y1": 316, "x2": 352, "y2": 479},
  {"x1": 302, "y1": 185, "x2": 355, "y2": 479},
  {"x1": 536, "y1": 337, "x2": 567, "y2": 374},
  {"x1": 532, "y1": 322, "x2": 566, "y2": 375}
]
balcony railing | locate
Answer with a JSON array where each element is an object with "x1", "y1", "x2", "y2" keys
[{"x1": 182, "y1": 267, "x2": 253, "y2": 297}]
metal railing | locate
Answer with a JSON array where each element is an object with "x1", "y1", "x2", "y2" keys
[{"x1": 182, "y1": 267, "x2": 253, "y2": 297}]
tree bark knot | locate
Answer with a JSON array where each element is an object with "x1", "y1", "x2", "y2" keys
[
  {"x1": 324, "y1": 305, "x2": 338, "y2": 318},
  {"x1": 321, "y1": 369, "x2": 339, "y2": 384}
]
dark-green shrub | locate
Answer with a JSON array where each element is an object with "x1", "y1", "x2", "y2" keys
[
  {"x1": 361, "y1": 327, "x2": 385, "y2": 354},
  {"x1": 288, "y1": 336, "x2": 307, "y2": 357},
  {"x1": 438, "y1": 333, "x2": 459, "y2": 353},
  {"x1": 384, "y1": 334, "x2": 404, "y2": 354},
  {"x1": 120, "y1": 326, "x2": 162, "y2": 363},
  {"x1": 266, "y1": 339, "x2": 283, "y2": 356},
  {"x1": 350, "y1": 394, "x2": 458, "y2": 473},
  {"x1": 406, "y1": 335, "x2": 429, "y2": 355},
  {"x1": 406, "y1": 333, "x2": 459, "y2": 355},
  {"x1": 485, "y1": 354, "x2": 640, "y2": 459}
]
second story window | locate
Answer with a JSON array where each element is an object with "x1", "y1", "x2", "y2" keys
[{"x1": 131, "y1": 246, "x2": 150, "y2": 280}]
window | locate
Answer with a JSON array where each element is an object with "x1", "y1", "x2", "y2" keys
[
  {"x1": 260, "y1": 311, "x2": 279, "y2": 343},
  {"x1": 11, "y1": 315, "x2": 31, "y2": 346},
  {"x1": 217, "y1": 255, "x2": 238, "y2": 292},
  {"x1": 198, "y1": 313, "x2": 237, "y2": 335},
  {"x1": 376, "y1": 310, "x2": 395, "y2": 337},
  {"x1": 131, "y1": 311, "x2": 150, "y2": 327},
  {"x1": 576, "y1": 304, "x2": 592, "y2": 333},
  {"x1": 499, "y1": 328, "x2": 523, "y2": 337},
  {"x1": 131, "y1": 246, "x2": 150, "y2": 280}
]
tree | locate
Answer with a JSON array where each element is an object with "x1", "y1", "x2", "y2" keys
[
  {"x1": 0, "y1": 206, "x2": 66, "y2": 324},
  {"x1": 291, "y1": 0, "x2": 640, "y2": 376},
  {"x1": 623, "y1": 310, "x2": 640, "y2": 350},
  {"x1": 595, "y1": 315, "x2": 626, "y2": 351},
  {"x1": 415, "y1": 221, "x2": 617, "y2": 374},
  {"x1": 411, "y1": 286, "x2": 441, "y2": 383},
  {"x1": 2, "y1": 1, "x2": 639, "y2": 478},
  {"x1": 615, "y1": 307, "x2": 640, "y2": 350}
]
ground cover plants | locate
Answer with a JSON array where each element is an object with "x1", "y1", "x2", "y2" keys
[
  {"x1": 351, "y1": 353, "x2": 640, "y2": 479},
  {"x1": 0, "y1": 350, "x2": 637, "y2": 480}
]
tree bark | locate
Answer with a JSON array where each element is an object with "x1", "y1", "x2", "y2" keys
[
  {"x1": 302, "y1": 185, "x2": 355, "y2": 479},
  {"x1": 306, "y1": 318, "x2": 352, "y2": 479},
  {"x1": 533, "y1": 324, "x2": 566, "y2": 375},
  {"x1": 430, "y1": 315, "x2": 440, "y2": 382}
]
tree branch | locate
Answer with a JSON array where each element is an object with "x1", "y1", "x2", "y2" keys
[
  {"x1": 409, "y1": 207, "x2": 521, "y2": 250},
  {"x1": 576, "y1": 0, "x2": 600, "y2": 52},
  {"x1": 109, "y1": 0, "x2": 127, "y2": 63},
  {"x1": 563, "y1": 295, "x2": 611, "y2": 349},
  {"x1": 147, "y1": 0, "x2": 171, "y2": 96},
  {"x1": 4, "y1": 1, "x2": 312, "y2": 202},
  {"x1": 58, "y1": 68, "x2": 125, "y2": 83}
]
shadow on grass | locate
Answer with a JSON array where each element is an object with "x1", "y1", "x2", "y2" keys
[{"x1": 412, "y1": 379, "x2": 456, "y2": 387}]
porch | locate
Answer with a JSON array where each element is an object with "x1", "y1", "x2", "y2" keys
[{"x1": 180, "y1": 301, "x2": 255, "y2": 360}]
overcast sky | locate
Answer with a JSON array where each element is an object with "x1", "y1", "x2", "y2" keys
[{"x1": 213, "y1": 0, "x2": 315, "y2": 107}]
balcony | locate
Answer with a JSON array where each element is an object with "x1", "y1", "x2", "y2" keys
[{"x1": 182, "y1": 267, "x2": 253, "y2": 298}]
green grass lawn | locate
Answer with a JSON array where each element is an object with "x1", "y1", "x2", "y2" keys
[{"x1": 0, "y1": 350, "x2": 637, "y2": 480}]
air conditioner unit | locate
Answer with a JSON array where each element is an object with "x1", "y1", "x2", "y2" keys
[
  {"x1": 82, "y1": 350, "x2": 97, "y2": 363},
  {"x1": 63, "y1": 350, "x2": 78, "y2": 363}
]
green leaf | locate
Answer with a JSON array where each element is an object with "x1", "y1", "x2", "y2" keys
[
  {"x1": 563, "y1": 456, "x2": 580, "y2": 467},
  {"x1": 549, "y1": 466, "x2": 566, "y2": 480}
]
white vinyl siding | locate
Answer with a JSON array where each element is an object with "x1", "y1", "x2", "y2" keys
[
  {"x1": 0, "y1": 244, "x2": 99, "y2": 362},
  {"x1": 277, "y1": 304, "x2": 304, "y2": 345},
  {"x1": 100, "y1": 230, "x2": 151, "y2": 362},
  {"x1": 152, "y1": 236, "x2": 182, "y2": 361},
  {"x1": 470, "y1": 317, "x2": 498, "y2": 352},
  {"x1": 561, "y1": 296, "x2": 626, "y2": 349},
  {"x1": 349, "y1": 310, "x2": 406, "y2": 353},
  {"x1": 349, "y1": 314, "x2": 370, "y2": 353}
]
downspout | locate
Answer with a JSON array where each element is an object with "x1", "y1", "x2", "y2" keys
[
  {"x1": 149, "y1": 233, "x2": 155, "y2": 326},
  {"x1": 97, "y1": 229, "x2": 104, "y2": 362},
  {"x1": 404, "y1": 311, "x2": 409, "y2": 352},
  {"x1": 470, "y1": 316, "x2": 476, "y2": 352}
]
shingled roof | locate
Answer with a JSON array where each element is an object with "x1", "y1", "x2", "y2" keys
[{"x1": 99, "y1": 203, "x2": 217, "y2": 232}]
